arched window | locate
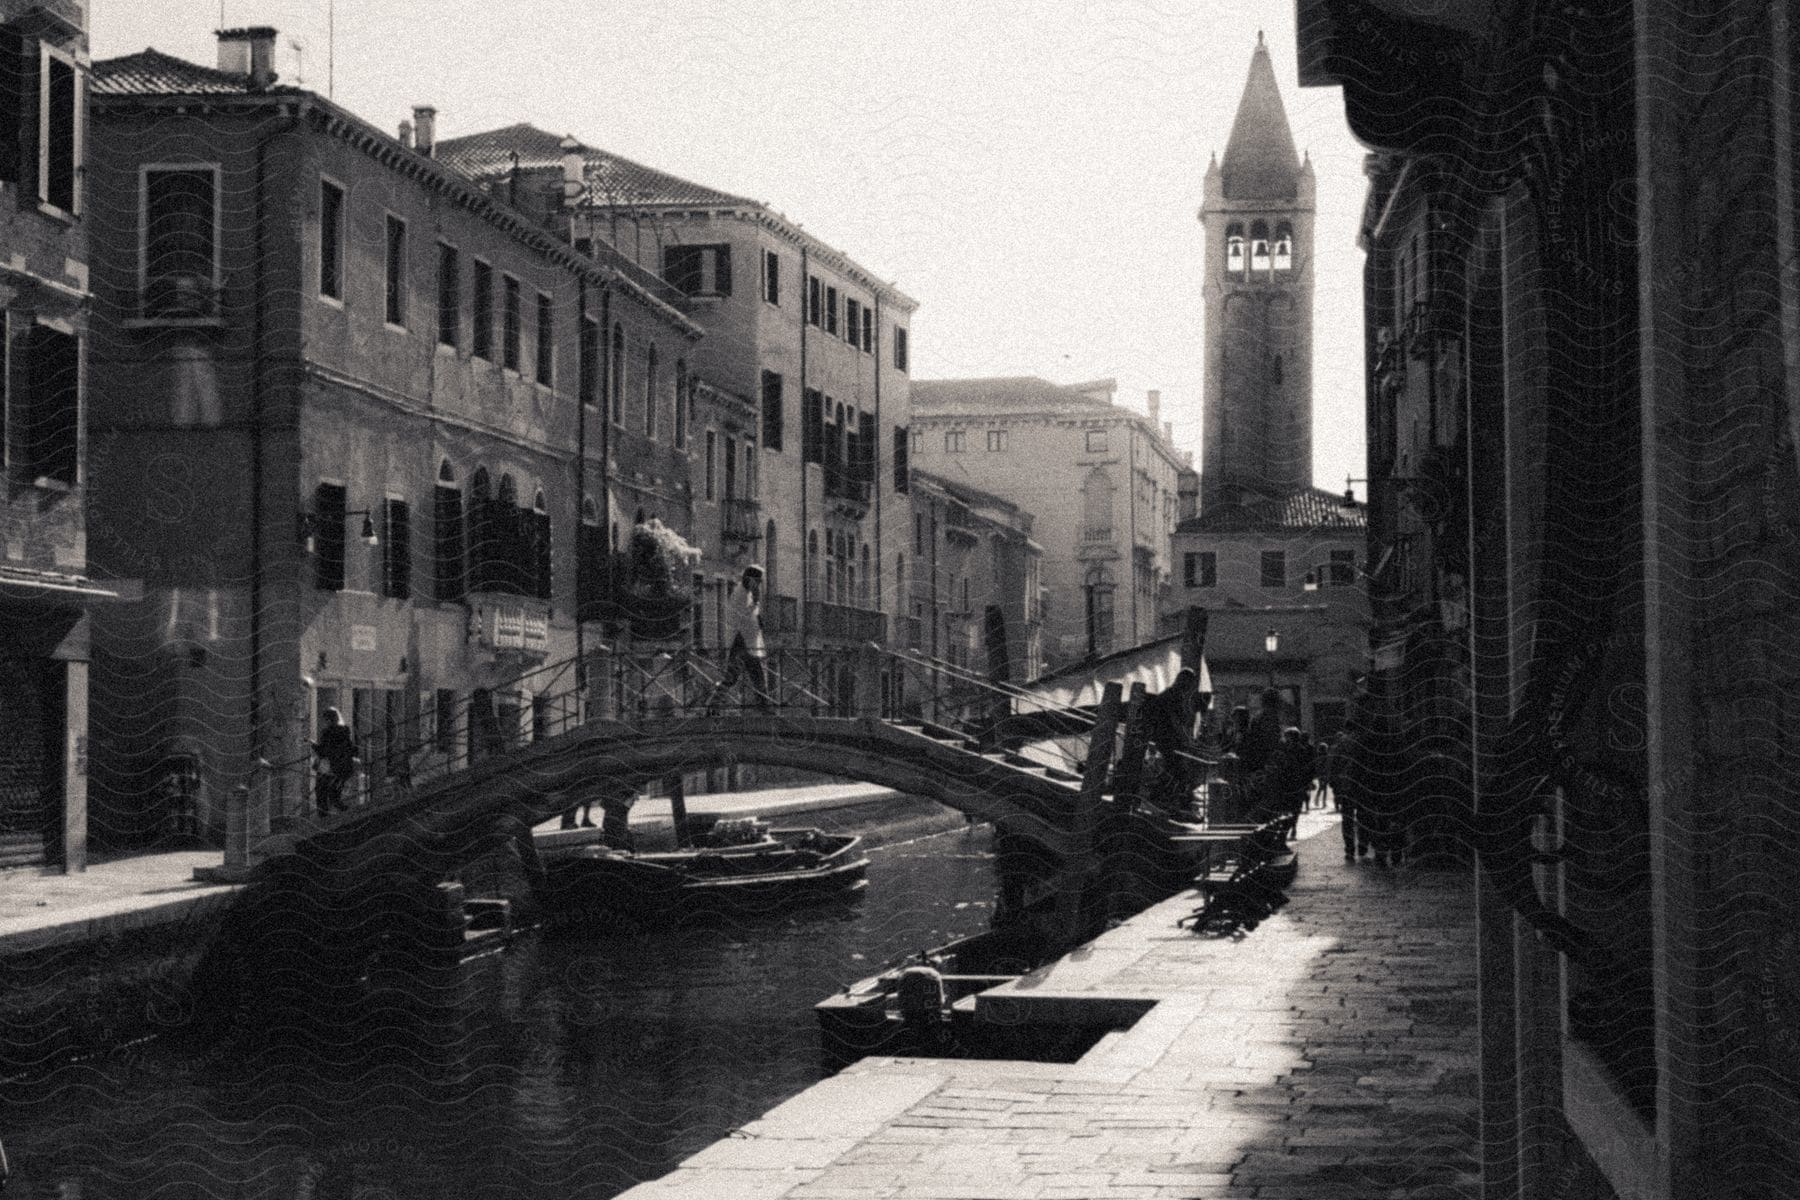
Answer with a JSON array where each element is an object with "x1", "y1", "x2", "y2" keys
[
  {"x1": 438, "y1": 459, "x2": 456, "y2": 484},
  {"x1": 860, "y1": 544, "x2": 870, "y2": 608},
  {"x1": 674, "y1": 359, "x2": 689, "y2": 450},
  {"x1": 1081, "y1": 468, "x2": 1115, "y2": 542},
  {"x1": 530, "y1": 489, "x2": 552, "y2": 600},
  {"x1": 1225, "y1": 222, "x2": 1245, "y2": 273},
  {"x1": 470, "y1": 468, "x2": 494, "y2": 592},
  {"x1": 1250, "y1": 220, "x2": 1271, "y2": 272},
  {"x1": 644, "y1": 345, "x2": 659, "y2": 438},
  {"x1": 896, "y1": 552, "x2": 907, "y2": 615},
  {"x1": 609, "y1": 323, "x2": 625, "y2": 425},
  {"x1": 435, "y1": 460, "x2": 464, "y2": 603},
  {"x1": 808, "y1": 529, "x2": 819, "y2": 598},
  {"x1": 1273, "y1": 221, "x2": 1293, "y2": 270}
]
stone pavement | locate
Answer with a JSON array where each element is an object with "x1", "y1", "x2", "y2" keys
[
  {"x1": 623, "y1": 815, "x2": 1481, "y2": 1200},
  {"x1": 0, "y1": 781, "x2": 904, "y2": 954}
]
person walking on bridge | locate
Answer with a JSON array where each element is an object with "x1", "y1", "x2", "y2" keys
[
  {"x1": 312, "y1": 707, "x2": 358, "y2": 818},
  {"x1": 709, "y1": 564, "x2": 770, "y2": 712}
]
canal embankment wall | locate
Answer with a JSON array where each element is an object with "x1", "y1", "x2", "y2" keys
[{"x1": 0, "y1": 781, "x2": 907, "y2": 1075}]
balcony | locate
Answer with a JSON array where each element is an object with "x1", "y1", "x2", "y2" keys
[
  {"x1": 468, "y1": 597, "x2": 553, "y2": 659},
  {"x1": 805, "y1": 600, "x2": 887, "y2": 643},
  {"x1": 945, "y1": 503, "x2": 980, "y2": 545},
  {"x1": 722, "y1": 496, "x2": 763, "y2": 543},
  {"x1": 823, "y1": 465, "x2": 870, "y2": 510},
  {"x1": 1082, "y1": 524, "x2": 1114, "y2": 544}
]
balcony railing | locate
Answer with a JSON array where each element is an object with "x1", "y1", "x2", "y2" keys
[
  {"x1": 805, "y1": 600, "x2": 887, "y2": 643},
  {"x1": 1082, "y1": 524, "x2": 1114, "y2": 543},
  {"x1": 823, "y1": 466, "x2": 870, "y2": 505},
  {"x1": 722, "y1": 496, "x2": 763, "y2": 542}
]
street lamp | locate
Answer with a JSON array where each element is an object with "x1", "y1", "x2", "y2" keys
[
  {"x1": 1338, "y1": 474, "x2": 1432, "y2": 519},
  {"x1": 297, "y1": 510, "x2": 379, "y2": 554},
  {"x1": 1264, "y1": 627, "x2": 1279, "y2": 687}
]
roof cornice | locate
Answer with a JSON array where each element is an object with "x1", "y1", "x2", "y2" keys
[{"x1": 93, "y1": 86, "x2": 701, "y2": 338}]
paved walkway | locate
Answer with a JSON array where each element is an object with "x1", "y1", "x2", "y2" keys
[
  {"x1": 0, "y1": 782, "x2": 903, "y2": 954},
  {"x1": 624, "y1": 815, "x2": 1481, "y2": 1200}
]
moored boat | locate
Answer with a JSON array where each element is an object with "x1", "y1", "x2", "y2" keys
[
  {"x1": 544, "y1": 825, "x2": 870, "y2": 922},
  {"x1": 815, "y1": 927, "x2": 1047, "y2": 1064}
]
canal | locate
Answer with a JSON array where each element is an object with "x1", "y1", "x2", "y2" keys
[{"x1": 0, "y1": 796, "x2": 997, "y2": 1199}]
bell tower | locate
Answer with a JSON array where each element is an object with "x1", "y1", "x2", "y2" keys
[{"x1": 1199, "y1": 31, "x2": 1315, "y2": 511}]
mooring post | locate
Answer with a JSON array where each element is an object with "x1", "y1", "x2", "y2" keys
[
  {"x1": 1112, "y1": 682, "x2": 1151, "y2": 810},
  {"x1": 668, "y1": 772, "x2": 690, "y2": 847},
  {"x1": 1054, "y1": 681, "x2": 1125, "y2": 941}
]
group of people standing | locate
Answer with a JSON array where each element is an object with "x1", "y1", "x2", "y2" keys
[{"x1": 1210, "y1": 688, "x2": 1419, "y2": 867}]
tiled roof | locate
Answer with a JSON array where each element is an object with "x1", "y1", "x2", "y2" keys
[
  {"x1": 911, "y1": 376, "x2": 1115, "y2": 413},
  {"x1": 92, "y1": 49, "x2": 293, "y2": 97},
  {"x1": 1177, "y1": 486, "x2": 1365, "y2": 534},
  {"x1": 436, "y1": 124, "x2": 754, "y2": 209}
]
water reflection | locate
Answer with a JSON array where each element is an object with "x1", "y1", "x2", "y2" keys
[{"x1": 0, "y1": 799, "x2": 995, "y2": 1199}]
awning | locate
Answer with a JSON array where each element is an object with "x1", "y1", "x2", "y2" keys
[{"x1": 0, "y1": 570, "x2": 127, "y2": 607}]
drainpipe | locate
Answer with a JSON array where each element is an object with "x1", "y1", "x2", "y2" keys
[
  {"x1": 575, "y1": 276, "x2": 587, "y2": 674},
  {"x1": 1127, "y1": 419, "x2": 1139, "y2": 644},
  {"x1": 799, "y1": 246, "x2": 810, "y2": 646},
  {"x1": 872, "y1": 290, "x2": 882, "y2": 630}
]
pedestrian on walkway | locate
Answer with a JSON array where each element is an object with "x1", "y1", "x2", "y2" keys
[
  {"x1": 312, "y1": 708, "x2": 357, "y2": 818},
  {"x1": 1142, "y1": 668, "x2": 1202, "y2": 812},
  {"x1": 1240, "y1": 689, "x2": 1283, "y2": 775},
  {"x1": 708, "y1": 565, "x2": 770, "y2": 712}
]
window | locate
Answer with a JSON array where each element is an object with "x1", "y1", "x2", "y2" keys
[
  {"x1": 893, "y1": 326, "x2": 909, "y2": 372},
  {"x1": 434, "y1": 690, "x2": 458, "y2": 755},
  {"x1": 663, "y1": 243, "x2": 732, "y2": 296},
  {"x1": 578, "y1": 314, "x2": 599, "y2": 407},
  {"x1": 643, "y1": 346, "x2": 659, "y2": 438},
  {"x1": 536, "y1": 292, "x2": 554, "y2": 385},
  {"x1": 382, "y1": 498, "x2": 411, "y2": 599},
  {"x1": 1261, "y1": 549, "x2": 1286, "y2": 588},
  {"x1": 914, "y1": 512, "x2": 924, "y2": 555},
  {"x1": 530, "y1": 492, "x2": 553, "y2": 601},
  {"x1": 471, "y1": 260, "x2": 494, "y2": 359},
  {"x1": 674, "y1": 360, "x2": 688, "y2": 450},
  {"x1": 911, "y1": 429, "x2": 923, "y2": 455},
  {"x1": 1328, "y1": 548, "x2": 1355, "y2": 586},
  {"x1": 808, "y1": 276, "x2": 822, "y2": 326},
  {"x1": 1274, "y1": 221, "x2": 1293, "y2": 270},
  {"x1": 693, "y1": 573, "x2": 706, "y2": 647},
  {"x1": 845, "y1": 298, "x2": 860, "y2": 344},
  {"x1": 37, "y1": 44, "x2": 78, "y2": 214},
  {"x1": 1085, "y1": 429, "x2": 1109, "y2": 454},
  {"x1": 1082, "y1": 468, "x2": 1114, "y2": 542},
  {"x1": 944, "y1": 429, "x2": 965, "y2": 453},
  {"x1": 724, "y1": 434, "x2": 738, "y2": 500},
  {"x1": 142, "y1": 166, "x2": 218, "y2": 318},
  {"x1": 577, "y1": 500, "x2": 607, "y2": 623},
  {"x1": 893, "y1": 424, "x2": 910, "y2": 493},
  {"x1": 705, "y1": 430, "x2": 716, "y2": 500},
  {"x1": 609, "y1": 323, "x2": 625, "y2": 424},
  {"x1": 1085, "y1": 565, "x2": 1115, "y2": 655},
  {"x1": 986, "y1": 429, "x2": 1007, "y2": 452},
  {"x1": 1183, "y1": 551, "x2": 1216, "y2": 588},
  {"x1": 427, "y1": 246, "x2": 461, "y2": 350},
  {"x1": 434, "y1": 472, "x2": 465, "y2": 601},
  {"x1": 384, "y1": 215, "x2": 407, "y2": 327},
  {"x1": 320, "y1": 180, "x2": 345, "y2": 300},
  {"x1": 1225, "y1": 222, "x2": 1245, "y2": 273},
  {"x1": 11, "y1": 322, "x2": 79, "y2": 485},
  {"x1": 862, "y1": 305, "x2": 874, "y2": 353},
  {"x1": 761, "y1": 370, "x2": 784, "y2": 451},
  {"x1": 1250, "y1": 219, "x2": 1270, "y2": 272},
  {"x1": 314, "y1": 482, "x2": 347, "y2": 592},
  {"x1": 802, "y1": 388, "x2": 824, "y2": 464},
  {"x1": 763, "y1": 249, "x2": 780, "y2": 305},
  {"x1": 825, "y1": 286, "x2": 839, "y2": 335},
  {"x1": 502, "y1": 275, "x2": 521, "y2": 370}
]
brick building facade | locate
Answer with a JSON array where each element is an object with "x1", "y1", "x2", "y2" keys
[
  {"x1": 84, "y1": 31, "x2": 697, "y2": 839},
  {"x1": 0, "y1": 0, "x2": 106, "y2": 870}
]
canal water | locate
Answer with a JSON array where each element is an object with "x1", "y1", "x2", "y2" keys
[{"x1": 0, "y1": 797, "x2": 997, "y2": 1199}]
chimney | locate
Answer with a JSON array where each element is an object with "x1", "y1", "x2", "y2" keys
[
  {"x1": 398, "y1": 121, "x2": 414, "y2": 150},
  {"x1": 1147, "y1": 389, "x2": 1162, "y2": 424},
  {"x1": 412, "y1": 106, "x2": 437, "y2": 157},
  {"x1": 216, "y1": 27, "x2": 278, "y2": 90},
  {"x1": 1164, "y1": 421, "x2": 1174, "y2": 442}
]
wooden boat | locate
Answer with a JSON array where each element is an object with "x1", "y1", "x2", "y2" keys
[
  {"x1": 544, "y1": 826, "x2": 870, "y2": 920},
  {"x1": 815, "y1": 927, "x2": 1047, "y2": 1063}
]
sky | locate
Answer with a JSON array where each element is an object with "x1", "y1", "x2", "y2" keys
[{"x1": 93, "y1": 0, "x2": 1369, "y2": 491}]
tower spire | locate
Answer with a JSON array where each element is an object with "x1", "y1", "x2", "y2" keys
[{"x1": 1219, "y1": 35, "x2": 1300, "y2": 200}]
